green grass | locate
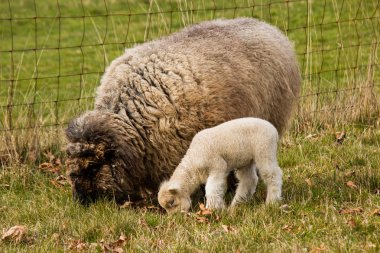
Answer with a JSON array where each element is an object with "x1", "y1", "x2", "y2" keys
[
  {"x1": 1, "y1": 126, "x2": 380, "y2": 252},
  {"x1": 1, "y1": 0, "x2": 380, "y2": 252}
]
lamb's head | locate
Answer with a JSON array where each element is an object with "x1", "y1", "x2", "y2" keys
[
  {"x1": 158, "y1": 181, "x2": 191, "y2": 214},
  {"x1": 66, "y1": 111, "x2": 145, "y2": 205}
]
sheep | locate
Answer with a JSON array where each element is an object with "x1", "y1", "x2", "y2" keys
[
  {"x1": 65, "y1": 17, "x2": 301, "y2": 205},
  {"x1": 158, "y1": 117, "x2": 282, "y2": 213}
]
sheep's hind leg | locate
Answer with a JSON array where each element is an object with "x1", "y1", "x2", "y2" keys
[
  {"x1": 230, "y1": 163, "x2": 258, "y2": 208},
  {"x1": 205, "y1": 160, "x2": 228, "y2": 210}
]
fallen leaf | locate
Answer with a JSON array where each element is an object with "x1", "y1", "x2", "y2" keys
[
  {"x1": 51, "y1": 233, "x2": 60, "y2": 241},
  {"x1": 1, "y1": 225, "x2": 28, "y2": 243},
  {"x1": 346, "y1": 217, "x2": 356, "y2": 228},
  {"x1": 39, "y1": 162, "x2": 60, "y2": 174},
  {"x1": 111, "y1": 234, "x2": 128, "y2": 248},
  {"x1": 280, "y1": 204, "x2": 291, "y2": 213},
  {"x1": 222, "y1": 224, "x2": 237, "y2": 233},
  {"x1": 305, "y1": 178, "x2": 312, "y2": 186},
  {"x1": 196, "y1": 203, "x2": 213, "y2": 216},
  {"x1": 99, "y1": 233, "x2": 128, "y2": 253},
  {"x1": 344, "y1": 171, "x2": 355, "y2": 177},
  {"x1": 339, "y1": 207, "x2": 363, "y2": 214},
  {"x1": 371, "y1": 209, "x2": 380, "y2": 216},
  {"x1": 120, "y1": 201, "x2": 133, "y2": 209},
  {"x1": 138, "y1": 218, "x2": 148, "y2": 227},
  {"x1": 67, "y1": 239, "x2": 88, "y2": 251},
  {"x1": 336, "y1": 131, "x2": 346, "y2": 144},
  {"x1": 346, "y1": 181, "x2": 358, "y2": 189},
  {"x1": 146, "y1": 205, "x2": 160, "y2": 210},
  {"x1": 196, "y1": 216, "x2": 209, "y2": 223},
  {"x1": 305, "y1": 133, "x2": 318, "y2": 139},
  {"x1": 282, "y1": 224, "x2": 294, "y2": 232},
  {"x1": 365, "y1": 242, "x2": 376, "y2": 250},
  {"x1": 309, "y1": 243, "x2": 327, "y2": 253}
]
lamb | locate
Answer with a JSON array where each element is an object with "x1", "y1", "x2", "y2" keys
[
  {"x1": 65, "y1": 18, "x2": 300, "y2": 205},
  {"x1": 158, "y1": 117, "x2": 282, "y2": 213}
]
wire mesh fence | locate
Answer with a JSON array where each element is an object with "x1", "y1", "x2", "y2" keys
[{"x1": 0, "y1": 0, "x2": 379, "y2": 159}]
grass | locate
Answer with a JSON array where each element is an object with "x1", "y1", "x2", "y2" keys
[
  {"x1": 0, "y1": 0, "x2": 380, "y2": 252},
  {"x1": 1, "y1": 125, "x2": 380, "y2": 252}
]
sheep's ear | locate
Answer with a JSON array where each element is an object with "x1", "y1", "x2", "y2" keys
[{"x1": 169, "y1": 188, "x2": 178, "y2": 195}]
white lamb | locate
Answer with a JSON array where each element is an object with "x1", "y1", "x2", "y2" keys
[{"x1": 158, "y1": 117, "x2": 283, "y2": 213}]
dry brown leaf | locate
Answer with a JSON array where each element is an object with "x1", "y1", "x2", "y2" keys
[
  {"x1": 51, "y1": 233, "x2": 60, "y2": 242},
  {"x1": 282, "y1": 224, "x2": 294, "y2": 232},
  {"x1": 339, "y1": 207, "x2": 363, "y2": 214},
  {"x1": 221, "y1": 224, "x2": 237, "y2": 233},
  {"x1": 50, "y1": 175, "x2": 70, "y2": 188},
  {"x1": 364, "y1": 242, "x2": 377, "y2": 250},
  {"x1": 371, "y1": 209, "x2": 380, "y2": 216},
  {"x1": 1, "y1": 225, "x2": 28, "y2": 243},
  {"x1": 196, "y1": 216, "x2": 209, "y2": 223},
  {"x1": 309, "y1": 243, "x2": 327, "y2": 253},
  {"x1": 39, "y1": 162, "x2": 60, "y2": 174},
  {"x1": 111, "y1": 234, "x2": 128, "y2": 248},
  {"x1": 120, "y1": 201, "x2": 133, "y2": 209},
  {"x1": 99, "y1": 234, "x2": 127, "y2": 253},
  {"x1": 138, "y1": 218, "x2": 148, "y2": 227},
  {"x1": 305, "y1": 178, "x2": 312, "y2": 186},
  {"x1": 346, "y1": 217, "x2": 357, "y2": 227},
  {"x1": 196, "y1": 203, "x2": 213, "y2": 216},
  {"x1": 146, "y1": 205, "x2": 160, "y2": 210},
  {"x1": 280, "y1": 204, "x2": 291, "y2": 213},
  {"x1": 346, "y1": 181, "x2": 358, "y2": 189},
  {"x1": 67, "y1": 239, "x2": 88, "y2": 251},
  {"x1": 335, "y1": 131, "x2": 346, "y2": 144},
  {"x1": 344, "y1": 171, "x2": 355, "y2": 177}
]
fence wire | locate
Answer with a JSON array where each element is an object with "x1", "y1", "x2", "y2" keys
[{"x1": 0, "y1": 0, "x2": 379, "y2": 139}]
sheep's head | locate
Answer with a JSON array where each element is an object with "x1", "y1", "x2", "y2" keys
[
  {"x1": 65, "y1": 111, "x2": 146, "y2": 205},
  {"x1": 158, "y1": 181, "x2": 191, "y2": 214}
]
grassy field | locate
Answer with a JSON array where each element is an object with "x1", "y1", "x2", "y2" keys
[
  {"x1": 1, "y1": 126, "x2": 380, "y2": 252},
  {"x1": 1, "y1": 0, "x2": 380, "y2": 252}
]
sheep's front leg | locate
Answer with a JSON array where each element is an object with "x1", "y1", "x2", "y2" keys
[
  {"x1": 205, "y1": 159, "x2": 228, "y2": 210},
  {"x1": 230, "y1": 163, "x2": 258, "y2": 208}
]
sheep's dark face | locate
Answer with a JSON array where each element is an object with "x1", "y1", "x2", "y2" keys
[
  {"x1": 65, "y1": 111, "x2": 145, "y2": 205},
  {"x1": 66, "y1": 144, "x2": 130, "y2": 205}
]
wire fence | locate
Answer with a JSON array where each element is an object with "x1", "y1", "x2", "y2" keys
[{"x1": 0, "y1": 0, "x2": 379, "y2": 158}]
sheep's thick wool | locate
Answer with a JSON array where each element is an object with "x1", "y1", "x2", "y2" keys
[{"x1": 66, "y1": 18, "x2": 301, "y2": 205}]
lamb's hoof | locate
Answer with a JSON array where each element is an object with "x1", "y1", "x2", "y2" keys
[
  {"x1": 206, "y1": 199, "x2": 226, "y2": 210},
  {"x1": 265, "y1": 196, "x2": 282, "y2": 205}
]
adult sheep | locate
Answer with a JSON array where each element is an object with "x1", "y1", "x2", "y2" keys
[{"x1": 66, "y1": 17, "x2": 301, "y2": 205}]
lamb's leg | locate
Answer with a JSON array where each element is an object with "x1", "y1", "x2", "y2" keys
[
  {"x1": 230, "y1": 163, "x2": 258, "y2": 208},
  {"x1": 257, "y1": 160, "x2": 283, "y2": 204},
  {"x1": 205, "y1": 159, "x2": 228, "y2": 210}
]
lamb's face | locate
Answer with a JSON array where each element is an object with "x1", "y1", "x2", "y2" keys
[{"x1": 158, "y1": 182, "x2": 191, "y2": 214}]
